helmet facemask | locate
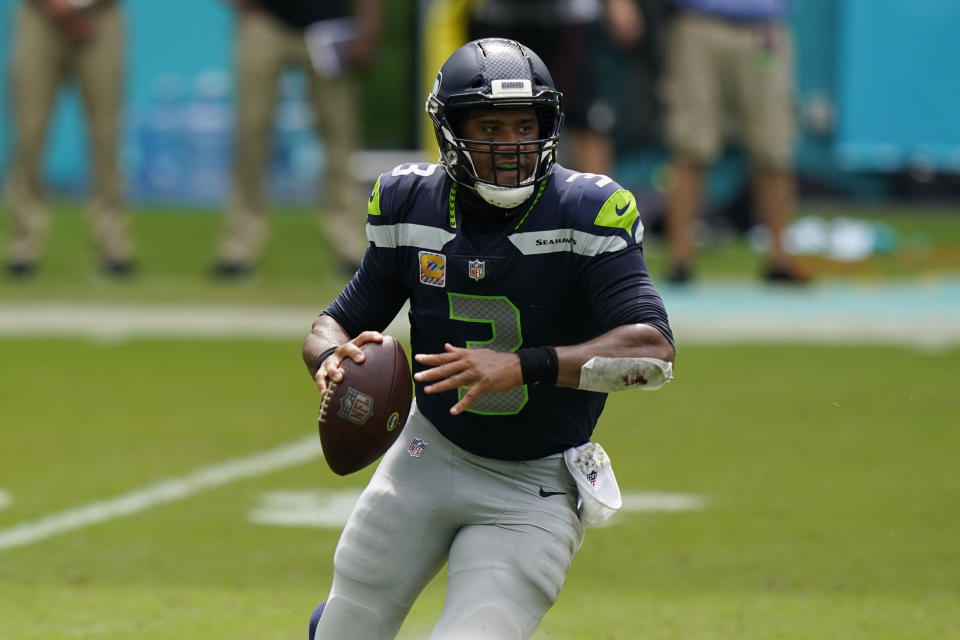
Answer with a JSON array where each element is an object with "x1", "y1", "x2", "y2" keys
[
  {"x1": 435, "y1": 104, "x2": 560, "y2": 208},
  {"x1": 425, "y1": 39, "x2": 564, "y2": 209}
]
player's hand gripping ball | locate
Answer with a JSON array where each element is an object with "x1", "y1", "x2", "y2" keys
[{"x1": 318, "y1": 336, "x2": 413, "y2": 476}]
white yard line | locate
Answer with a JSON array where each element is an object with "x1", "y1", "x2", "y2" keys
[
  {"x1": 0, "y1": 436, "x2": 322, "y2": 552},
  {"x1": 0, "y1": 303, "x2": 315, "y2": 339}
]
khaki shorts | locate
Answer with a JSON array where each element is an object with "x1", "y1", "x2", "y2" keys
[{"x1": 662, "y1": 12, "x2": 795, "y2": 169}]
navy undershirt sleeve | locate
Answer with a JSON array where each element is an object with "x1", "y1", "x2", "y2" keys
[
  {"x1": 578, "y1": 242, "x2": 674, "y2": 345},
  {"x1": 323, "y1": 247, "x2": 409, "y2": 338}
]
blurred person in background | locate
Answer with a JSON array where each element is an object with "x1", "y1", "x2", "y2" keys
[
  {"x1": 662, "y1": 0, "x2": 807, "y2": 284},
  {"x1": 468, "y1": 0, "x2": 645, "y2": 178},
  {"x1": 214, "y1": 0, "x2": 381, "y2": 278},
  {"x1": 5, "y1": 0, "x2": 133, "y2": 278}
]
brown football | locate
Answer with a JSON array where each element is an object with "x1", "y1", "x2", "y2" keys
[{"x1": 317, "y1": 336, "x2": 413, "y2": 476}]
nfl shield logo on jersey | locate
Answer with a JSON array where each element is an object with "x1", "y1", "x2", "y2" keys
[
  {"x1": 338, "y1": 387, "x2": 374, "y2": 425},
  {"x1": 468, "y1": 259, "x2": 486, "y2": 281},
  {"x1": 407, "y1": 438, "x2": 428, "y2": 458}
]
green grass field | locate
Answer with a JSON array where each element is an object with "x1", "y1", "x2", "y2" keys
[{"x1": 1, "y1": 205, "x2": 959, "y2": 638}]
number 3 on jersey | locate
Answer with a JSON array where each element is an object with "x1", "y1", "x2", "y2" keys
[{"x1": 448, "y1": 292, "x2": 528, "y2": 415}]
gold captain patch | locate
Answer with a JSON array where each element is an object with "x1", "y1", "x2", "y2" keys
[{"x1": 418, "y1": 251, "x2": 446, "y2": 287}]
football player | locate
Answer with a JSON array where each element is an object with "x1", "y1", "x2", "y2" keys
[{"x1": 302, "y1": 38, "x2": 675, "y2": 639}]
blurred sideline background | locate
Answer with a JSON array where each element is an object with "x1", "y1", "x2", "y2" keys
[{"x1": 1, "y1": 0, "x2": 959, "y2": 210}]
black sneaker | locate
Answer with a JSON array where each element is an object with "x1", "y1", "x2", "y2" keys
[
  {"x1": 102, "y1": 259, "x2": 137, "y2": 277},
  {"x1": 212, "y1": 261, "x2": 254, "y2": 279},
  {"x1": 764, "y1": 264, "x2": 811, "y2": 285},
  {"x1": 6, "y1": 261, "x2": 36, "y2": 279}
]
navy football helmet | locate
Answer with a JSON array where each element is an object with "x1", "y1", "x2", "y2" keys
[{"x1": 426, "y1": 38, "x2": 564, "y2": 208}]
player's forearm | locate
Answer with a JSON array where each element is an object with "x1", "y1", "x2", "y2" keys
[
  {"x1": 302, "y1": 314, "x2": 352, "y2": 377},
  {"x1": 554, "y1": 323, "x2": 675, "y2": 388}
]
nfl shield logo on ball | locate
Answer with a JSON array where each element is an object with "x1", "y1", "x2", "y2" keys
[
  {"x1": 468, "y1": 259, "x2": 485, "y2": 281},
  {"x1": 408, "y1": 438, "x2": 428, "y2": 458},
  {"x1": 338, "y1": 387, "x2": 374, "y2": 425}
]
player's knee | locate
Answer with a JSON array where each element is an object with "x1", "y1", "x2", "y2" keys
[
  {"x1": 494, "y1": 525, "x2": 580, "y2": 611},
  {"x1": 307, "y1": 600, "x2": 326, "y2": 640},
  {"x1": 538, "y1": 519, "x2": 582, "y2": 602},
  {"x1": 521, "y1": 535, "x2": 576, "y2": 606},
  {"x1": 333, "y1": 486, "x2": 411, "y2": 587}
]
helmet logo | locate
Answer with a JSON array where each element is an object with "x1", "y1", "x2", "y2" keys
[
  {"x1": 444, "y1": 149, "x2": 459, "y2": 165},
  {"x1": 491, "y1": 79, "x2": 532, "y2": 98}
]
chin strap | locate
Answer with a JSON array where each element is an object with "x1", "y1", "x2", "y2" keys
[{"x1": 475, "y1": 182, "x2": 535, "y2": 209}]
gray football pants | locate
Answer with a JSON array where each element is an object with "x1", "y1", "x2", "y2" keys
[{"x1": 313, "y1": 403, "x2": 584, "y2": 639}]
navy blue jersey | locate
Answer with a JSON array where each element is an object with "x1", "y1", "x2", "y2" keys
[{"x1": 324, "y1": 163, "x2": 672, "y2": 460}]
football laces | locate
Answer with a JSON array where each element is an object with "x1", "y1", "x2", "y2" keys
[{"x1": 317, "y1": 380, "x2": 339, "y2": 424}]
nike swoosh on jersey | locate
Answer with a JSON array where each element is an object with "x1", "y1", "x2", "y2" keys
[{"x1": 538, "y1": 487, "x2": 566, "y2": 498}]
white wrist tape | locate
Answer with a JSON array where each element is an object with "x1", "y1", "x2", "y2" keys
[{"x1": 577, "y1": 356, "x2": 673, "y2": 392}]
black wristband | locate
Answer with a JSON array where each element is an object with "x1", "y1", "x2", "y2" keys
[
  {"x1": 517, "y1": 346, "x2": 558, "y2": 385},
  {"x1": 314, "y1": 346, "x2": 338, "y2": 372}
]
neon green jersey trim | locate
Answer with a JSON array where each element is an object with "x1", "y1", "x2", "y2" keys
[
  {"x1": 367, "y1": 174, "x2": 382, "y2": 216},
  {"x1": 594, "y1": 189, "x2": 639, "y2": 233}
]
